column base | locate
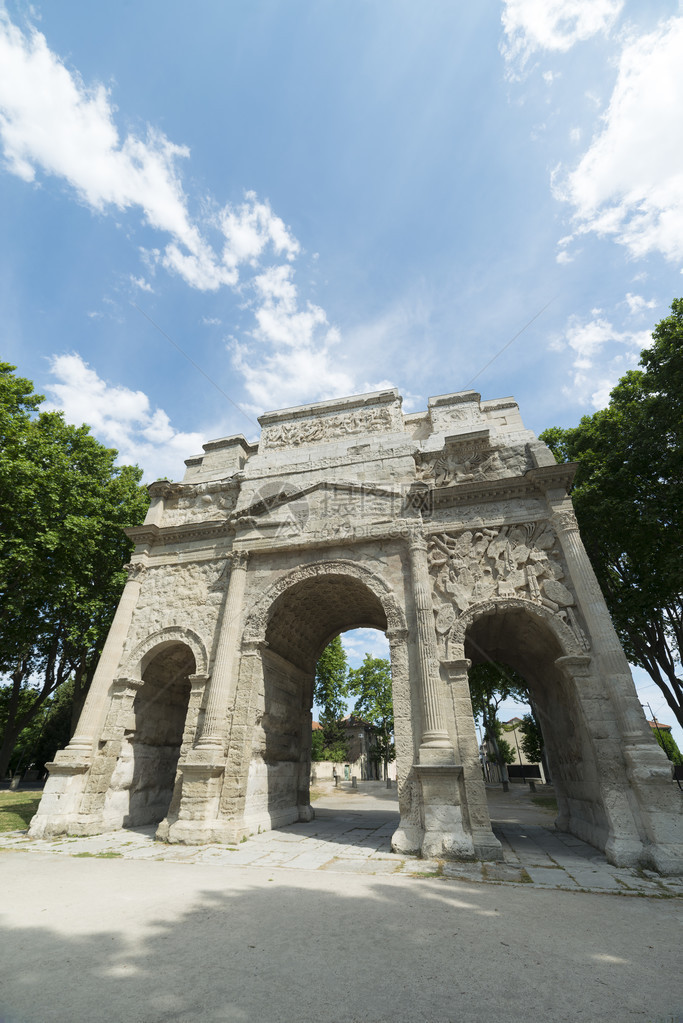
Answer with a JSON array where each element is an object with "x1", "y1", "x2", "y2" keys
[
  {"x1": 415, "y1": 764, "x2": 476, "y2": 860},
  {"x1": 418, "y1": 745, "x2": 456, "y2": 766},
  {"x1": 391, "y1": 824, "x2": 424, "y2": 856},
  {"x1": 28, "y1": 758, "x2": 92, "y2": 839}
]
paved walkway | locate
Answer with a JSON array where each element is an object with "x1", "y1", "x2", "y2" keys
[{"x1": 3, "y1": 781, "x2": 681, "y2": 897}]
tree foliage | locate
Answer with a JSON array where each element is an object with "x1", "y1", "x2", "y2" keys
[
  {"x1": 540, "y1": 299, "x2": 683, "y2": 730},
  {"x1": 0, "y1": 364, "x2": 149, "y2": 777},
  {"x1": 650, "y1": 727, "x2": 683, "y2": 766},
  {"x1": 519, "y1": 713, "x2": 544, "y2": 765},
  {"x1": 313, "y1": 636, "x2": 349, "y2": 761},
  {"x1": 348, "y1": 655, "x2": 395, "y2": 779},
  {"x1": 468, "y1": 660, "x2": 528, "y2": 778},
  {"x1": 488, "y1": 719, "x2": 516, "y2": 766}
]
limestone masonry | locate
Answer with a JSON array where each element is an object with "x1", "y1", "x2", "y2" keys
[{"x1": 30, "y1": 388, "x2": 682, "y2": 873}]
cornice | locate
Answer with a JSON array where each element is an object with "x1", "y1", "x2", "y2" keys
[
  {"x1": 428, "y1": 462, "x2": 576, "y2": 509},
  {"x1": 125, "y1": 519, "x2": 235, "y2": 548}
]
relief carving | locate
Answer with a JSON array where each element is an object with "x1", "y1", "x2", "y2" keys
[
  {"x1": 414, "y1": 439, "x2": 530, "y2": 488},
  {"x1": 426, "y1": 522, "x2": 589, "y2": 651},
  {"x1": 262, "y1": 405, "x2": 396, "y2": 449}
]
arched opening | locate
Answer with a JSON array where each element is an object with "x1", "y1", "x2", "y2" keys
[
  {"x1": 246, "y1": 570, "x2": 398, "y2": 831},
  {"x1": 110, "y1": 642, "x2": 194, "y2": 829},
  {"x1": 464, "y1": 605, "x2": 610, "y2": 851}
]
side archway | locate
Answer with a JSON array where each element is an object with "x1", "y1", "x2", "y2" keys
[
  {"x1": 449, "y1": 597, "x2": 586, "y2": 659},
  {"x1": 454, "y1": 598, "x2": 630, "y2": 856},
  {"x1": 120, "y1": 625, "x2": 210, "y2": 680}
]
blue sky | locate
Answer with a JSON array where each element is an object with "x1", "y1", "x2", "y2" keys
[{"x1": 1, "y1": 1, "x2": 681, "y2": 742}]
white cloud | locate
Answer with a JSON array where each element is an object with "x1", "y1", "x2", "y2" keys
[
  {"x1": 44, "y1": 353, "x2": 206, "y2": 480},
  {"x1": 0, "y1": 11, "x2": 356, "y2": 415},
  {"x1": 557, "y1": 314, "x2": 651, "y2": 407},
  {"x1": 557, "y1": 17, "x2": 683, "y2": 263},
  {"x1": 130, "y1": 275, "x2": 153, "y2": 293},
  {"x1": 624, "y1": 292, "x2": 656, "y2": 315},
  {"x1": 340, "y1": 629, "x2": 390, "y2": 670},
  {"x1": 501, "y1": 0, "x2": 623, "y2": 71},
  {"x1": 232, "y1": 334, "x2": 354, "y2": 414}
]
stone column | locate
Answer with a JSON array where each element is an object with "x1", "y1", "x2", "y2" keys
[
  {"x1": 550, "y1": 503, "x2": 682, "y2": 873},
  {"x1": 386, "y1": 625, "x2": 423, "y2": 855},
  {"x1": 407, "y1": 530, "x2": 453, "y2": 758},
  {"x1": 442, "y1": 657, "x2": 502, "y2": 861},
  {"x1": 195, "y1": 549, "x2": 250, "y2": 750},
  {"x1": 550, "y1": 505, "x2": 647, "y2": 740},
  {"x1": 66, "y1": 563, "x2": 147, "y2": 757}
]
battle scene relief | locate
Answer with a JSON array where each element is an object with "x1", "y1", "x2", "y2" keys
[{"x1": 426, "y1": 521, "x2": 589, "y2": 652}]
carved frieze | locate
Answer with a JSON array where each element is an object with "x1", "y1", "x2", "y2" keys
[
  {"x1": 414, "y1": 435, "x2": 531, "y2": 489},
  {"x1": 427, "y1": 522, "x2": 589, "y2": 651},
  {"x1": 261, "y1": 405, "x2": 397, "y2": 449}
]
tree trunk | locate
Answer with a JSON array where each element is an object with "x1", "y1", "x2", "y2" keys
[{"x1": 484, "y1": 705, "x2": 508, "y2": 785}]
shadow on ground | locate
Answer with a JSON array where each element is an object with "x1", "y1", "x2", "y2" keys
[{"x1": 1, "y1": 852, "x2": 681, "y2": 1023}]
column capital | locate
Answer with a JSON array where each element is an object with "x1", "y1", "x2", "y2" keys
[
  {"x1": 406, "y1": 527, "x2": 427, "y2": 554},
  {"x1": 228, "y1": 548, "x2": 250, "y2": 570},
  {"x1": 551, "y1": 507, "x2": 579, "y2": 534},
  {"x1": 124, "y1": 561, "x2": 148, "y2": 582}
]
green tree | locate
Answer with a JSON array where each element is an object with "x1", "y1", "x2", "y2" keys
[
  {"x1": 310, "y1": 727, "x2": 326, "y2": 762},
  {"x1": 348, "y1": 655, "x2": 394, "y2": 780},
  {"x1": 1, "y1": 678, "x2": 75, "y2": 779},
  {"x1": 313, "y1": 636, "x2": 349, "y2": 761},
  {"x1": 468, "y1": 660, "x2": 528, "y2": 779},
  {"x1": 488, "y1": 719, "x2": 515, "y2": 766},
  {"x1": 650, "y1": 727, "x2": 683, "y2": 766},
  {"x1": 519, "y1": 712, "x2": 544, "y2": 764},
  {"x1": 540, "y1": 299, "x2": 683, "y2": 730},
  {"x1": 0, "y1": 364, "x2": 149, "y2": 778}
]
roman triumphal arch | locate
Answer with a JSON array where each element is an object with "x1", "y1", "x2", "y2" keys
[{"x1": 30, "y1": 388, "x2": 682, "y2": 872}]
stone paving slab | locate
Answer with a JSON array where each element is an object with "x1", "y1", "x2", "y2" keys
[
  {"x1": 524, "y1": 866, "x2": 579, "y2": 887},
  {"x1": 322, "y1": 857, "x2": 401, "y2": 874},
  {"x1": 3, "y1": 785, "x2": 682, "y2": 897}
]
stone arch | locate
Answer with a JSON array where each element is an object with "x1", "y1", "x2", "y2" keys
[
  {"x1": 120, "y1": 626, "x2": 210, "y2": 679},
  {"x1": 455, "y1": 597, "x2": 627, "y2": 857},
  {"x1": 242, "y1": 558, "x2": 407, "y2": 653},
  {"x1": 104, "y1": 635, "x2": 199, "y2": 833},
  {"x1": 449, "y1": 597, "x2": 586, "y2": 659}
]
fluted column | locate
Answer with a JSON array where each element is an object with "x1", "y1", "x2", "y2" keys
[
  {"x1": 67, "y1": 562, "x2": 146, "y2": 755},
  {"x1": 195, "y1": 549, "x2": 250, "y2": 750},
  {"x1": 407, "y1": 530, "x2": 453, "y2": 754},
  {"x1": 550, "y1": 504, "x2": 648, "y2": 740}
]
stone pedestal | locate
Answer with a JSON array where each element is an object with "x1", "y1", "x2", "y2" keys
[
  {"x1": 164, "y1": 753, "x2": 228, "y2": 844},
  {"x1": 414, "y1": 765, "x2": 476, "y2": 860},
  {"x1": 27, "y1": 757, "x2": 91, "y2": 839}
]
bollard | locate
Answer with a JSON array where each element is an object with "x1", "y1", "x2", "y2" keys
[
  {"x1": 386, "y1": 777, "x2": 392, "y2": 789},
  {"x1": 528, "y1": 779, "x2": 536, "y2": 793},
  {"x1": 351, "y1": 776, "x2": 357, "y2": 789}
]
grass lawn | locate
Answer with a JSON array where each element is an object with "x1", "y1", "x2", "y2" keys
[
  {"x1": 531, "y1": 794, "x2": 559, "y2": 814},
  {"x1": 0, "y1": 790, "x2": 42, "y2": 832}
]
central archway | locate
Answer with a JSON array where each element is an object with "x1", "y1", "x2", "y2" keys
[{"x1": 239, "y1": 561, "x2": 410, "y2": 835}]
